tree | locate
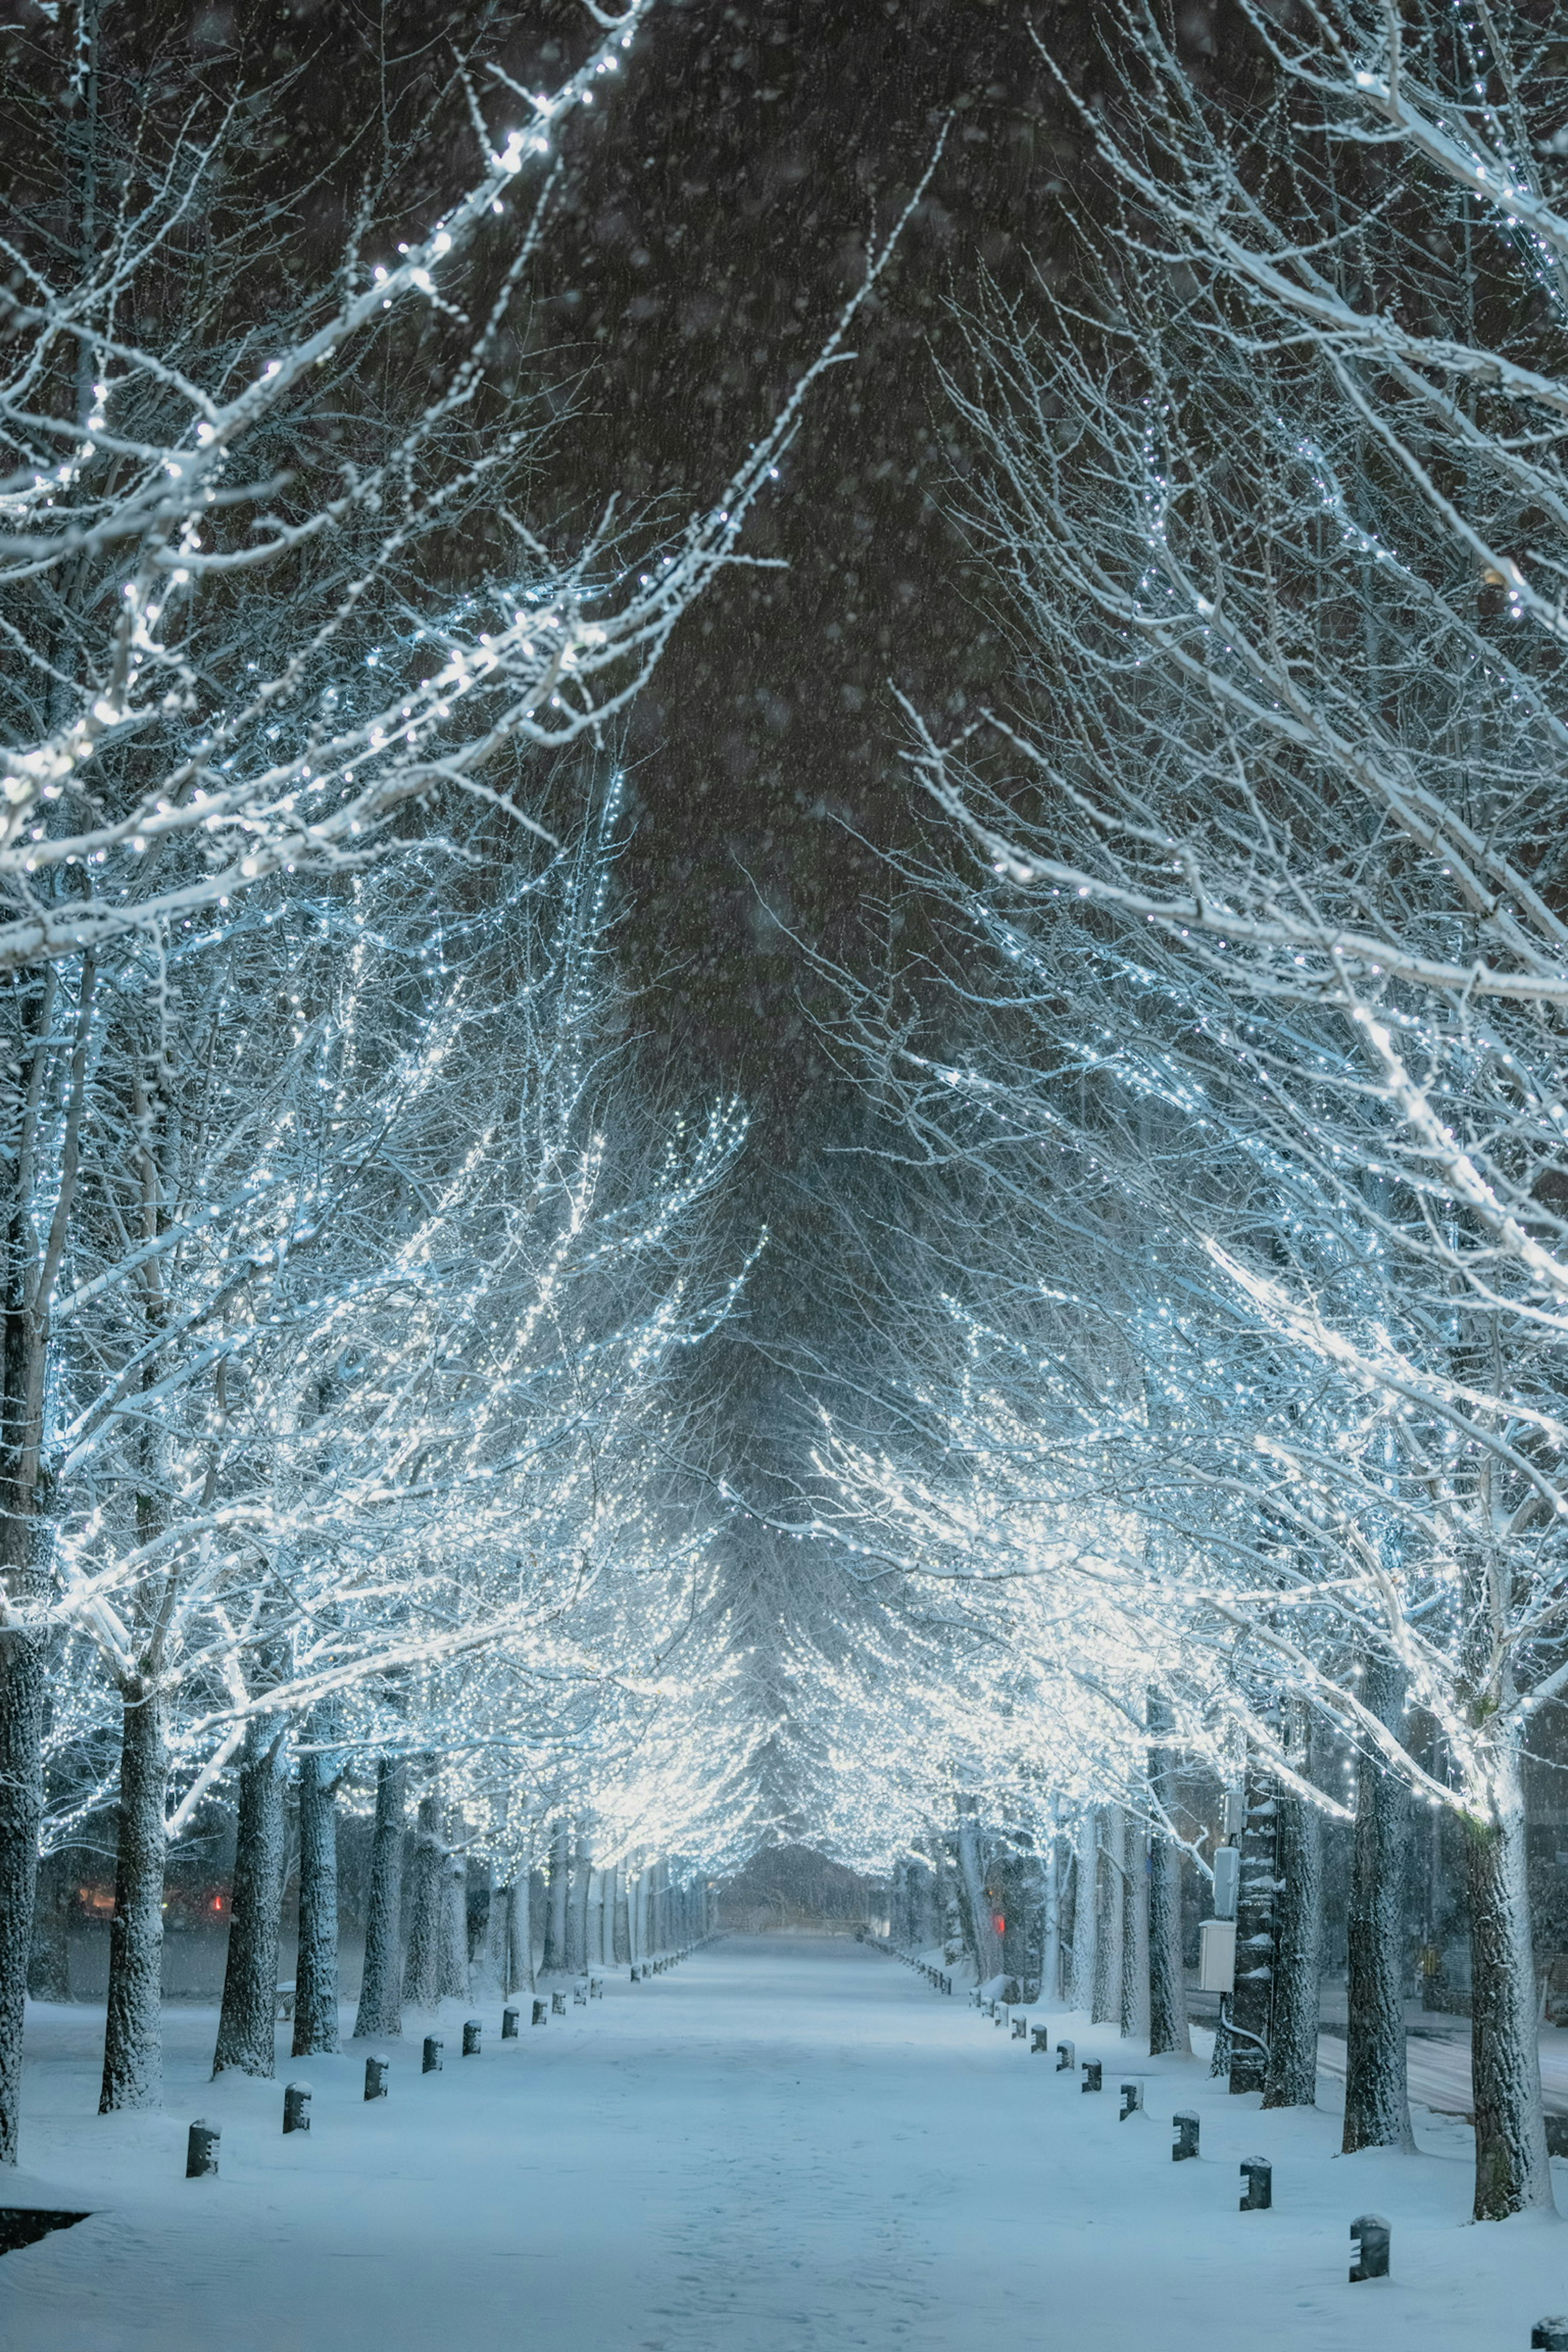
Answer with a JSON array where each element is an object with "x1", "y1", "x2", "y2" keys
[
  {"x1": 831, "y1": 0, "x2": 1568, "y2": 2218},
  {"x1": 0, "y1": 0, "x2": 940, "y2": 2160}
]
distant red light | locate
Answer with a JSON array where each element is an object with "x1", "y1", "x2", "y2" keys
[{"x1": 992, "y1": 1913, "x2": 1006, "y2": 1934}]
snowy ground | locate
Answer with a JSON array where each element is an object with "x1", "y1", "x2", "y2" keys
[{"x1": 0, "y1": 1933, "x2": 1562, "y2": 2351}]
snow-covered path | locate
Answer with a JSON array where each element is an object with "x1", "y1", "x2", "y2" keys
[{"x1": 1, "y1": 1934, "x2": 1562, "y2": 2352}]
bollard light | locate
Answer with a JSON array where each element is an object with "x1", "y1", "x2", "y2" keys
[
  {"x1": 1056, "y1": 2039, "x2": 1076, "y2": 2073},
  {"x1": 1349, "y1": 2213, "x2": 1390, "y2": 2281},
  {"x1": 462, "y1": 2019, "x2": 482, "y2": 2057},
  {"x1": 364, "y1": 2054, "x2": 390, "y2": 2100},
  {"x1": 532, "y1": 1999, "x2": 547, "y2": 2026},
  {"x1": 423, "y1": 2036, "x2": 443, "y2": 2074},
  {"x1": 502, "y1": 2007, "x2": 520, "y2": 2039},
  {"x1": 590, "y1": 1978, "x2": 604, "y2": 1999},
  {"x1": 1031, "y1": 2026, "x2": 1050, "y2": 2054},
  {"x1": 1172, "y1": 2111, "x2": 1200, "y2": 2162},
  {"x1": 186, "y1": 2119, "x2": 220, "y2": 2178},
  {"x1": 1119, "y1": 2081, "x2": 1143, "y2": 2120},
  {"x1": 1239, "y1": 2157, "x2": 1271, "y2": 2211},
  {"x1": 1081, "y1": 2060, "x2": 1102, "y2": 2093},
  {"x1": 283, "y1": 2081, "x2": 311, "y2": 2135},
  {"x1": 551, "y1": 1991, "x2": 567, "y2": 2016},
  {"x1": 1011, "y1": 2017, "x2": 1027, "y2": 2040},
  {"x1": 1532, "y1": 2323, "x2": 1568, "y2": 2350}
]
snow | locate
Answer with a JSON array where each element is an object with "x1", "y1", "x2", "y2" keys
[{"x1": 0, "y1": 1934, "x2": 1562, "y2": 2351}]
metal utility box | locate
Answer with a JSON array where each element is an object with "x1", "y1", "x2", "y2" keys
[{"x1": 1199, "y1": 1917, "x2": 1236, "y2": 1994}]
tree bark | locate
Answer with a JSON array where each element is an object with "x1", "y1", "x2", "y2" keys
[
  {"x1": 630, "y1": 1862, "x2": 646, "y2": 1963},
  {"x1": 1147, "y1": 1698, "x2": 1191, "y2": 2057},
  {"x1": 1123, "y1": 1816, "x2": 1150, "y2": 2041},
  {"x1": 1229, "y1": 1762, "x2": 1277, "y2": 2096},
  {"x1": 1464, "y1": 1743, "x2": 1553, "y2": 2217},
  {"x1": 955, "y1": 1796, "x2": 1001, "y2": 1981},
  {"x1": 543, "y1": 1818, "x2": 569, "y2": 1973},
  {"x1": 0, "y1": 971, "x2": 78, "y2": 2167},
  {"x1": 100, "y1": 1683, "x2": 167, "y2": 2111},
  {"x1": 529, "y1": 1866, "x2": 546, "y2": 1969},
  {"x1": 214, "y1": 1720, "x2": 287, "y2": 2075},
  {"x1": 566, "y1": 1833, "x2": 591, "y2": 1975},
  {"x1": 401, "y1": 1784, "x2": 443, "y2": 2009},
  {"x1": 1342, "y1": 1656, "x2": 1413, "y2": 2153},
  {"x1": 501, "y1": 1878, "x2": 532, "y2": 1995},
  {"x1": 933, "y1": 1845, "x2": 955, "y2": 1958},
  {"x1": 612, "y1": 1864, "x2": 630, "y2": 1965},
  {"x1": 1041, "y1": 1833, "x2": 1062, "y2": 2006},
  {"x1": 0, "y1": 1607, "x2": 44, "y2": 2163},
  {"x1": 292, "y1": 1736, "x2": 341, "y2": 2056},
  {"x1": 27, "y1": 1849, "x2": 73, "y2": 2002},
  {"x1": 1070, "y1": 1812, "x2": 1098, "y2": 2011},
  {"x1": 1263, "y1": 1716, "x2": 1322, "y2": 2110},
  {"x1": 353, "y1": 1755, "x2": 404, "y2": 2040},
  {"x1": 1092, "y1": 1809, "x2": 1121, "y2": 2025},
  {"x1": 438, "y1": 1845, "x2": 467, "y2": 1998},
  {"x1": 466, "y1": 1857, "x2": 492, "y2": 1973}
]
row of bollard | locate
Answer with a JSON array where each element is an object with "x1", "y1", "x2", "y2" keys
[
  {"x1": 877, "y1": 1941, "x2": 954, "y2": 1997},
  {"x1": 629, "y1": 1940, "x2": 708, "y2": 1984},
  {"x1": 973, "y1": 2003, "x2": 1407, "y2": 2291},
  {"x1": 184, "y1": 1969, "x2": 633, "y2": 2178},
  {"x1": 184, "y1": 1946, "x2": 726, "y2": 2175}
]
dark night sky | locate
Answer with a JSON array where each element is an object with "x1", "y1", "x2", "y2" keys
[
  {"x1": 530, "y1": 0, "x2": 1094, "y2": 1130},
  {"x1": 510, "y1": 0, "x2": 1114, "y2": 1439}
]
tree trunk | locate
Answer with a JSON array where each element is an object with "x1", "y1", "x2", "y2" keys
[
  {"x1": 100, "y1": 1683, "x2": 167, "y2": 2112},
  {"x1": 529, "y1": 1867, "x2": 546, "y2": 1971},
  {"x1": 955, "y1": 1796, "x2": 1001, "y2": 1981},
  {"x1": 353, "y1": 1755, "x2": 404, "y2": 2040},
  {"x1": 1263, "y1": 1717, "x2": 1322, "y2": 2109},
  {"x1": 1463, "y1": 1740, "x2": 1553, "y2": 2218},
  {"x1": 1342, "y1": 1656, "x2": 1413, "y2": 2153},
  {"x1": 933, "y1": 1846, "x2": 954, "y2": 1958},
  {"x1": 1123, "y1": 1816, "x2": 1149, "y2": 2041},
  {"x1": 909, "y1": 1856, "x2": 932, "y2": 1950},
  {"x1": 214, "y1": 1720, "x2": 287, "y2": 2075},
  {"x1": 466, "y1": 1858, "x2": 493, "y2": 1974},
  {"x1": 1229, "y1": 1762, "x2": 1277, "y2": 2096},
  {"x1": 543, "y1": 1818, "x2": 569, "y2": 1973},
  {"x1": 501, "y1": 1878, "x2": 532, "y2": 1995},
  {"x1": 0, "y1": 1546, "x2": 47, "y2": 2162},
  {"x1": 566, "y1": 1833, "x2": 591, "y2": 1974},
  {"x1": 613, "y1": 1864, "x2": 630, "y2": 1965},
  {"x1": 28, "y1": 1849, "x2": 73, "y2": 2002},
  {"x1": 1041, "y1": 1833, "x2": 1062, "y2": 2006},
  {"x1": 1092, "y1": 1810, "x2": 1121, "y2": 2026},
  {"x1": 292, "y1": 1740, "x2": 340, "y2": 2057},
  {"x1": 401, "y1": 1786, "x2": 443, "y2": 2009},
  {"x1": 438, "y1": 1848, "x2": 467, "y2": 1998},
  {"x1": 1147, "y1": 1699, "x2": 1190, "y2": 2058},
  {"x1": 1070, "y1": 1812, "x2": 1098, "y2": 2011}
]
